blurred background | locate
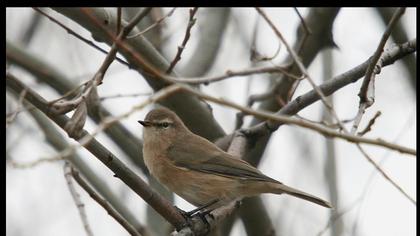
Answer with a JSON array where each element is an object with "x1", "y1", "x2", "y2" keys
[{"x1": 6, "y1": 7, "x2": 416, "y2": 236}]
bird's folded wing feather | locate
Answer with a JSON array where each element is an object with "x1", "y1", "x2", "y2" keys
[{"x1": 167, "y1": 135, "x2": 279, "y2": 183}]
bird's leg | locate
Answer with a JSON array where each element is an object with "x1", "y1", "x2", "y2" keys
[
  {"x1": 186, "y1": 199, "x2": 219, "y2": 217},
  {"x1": 174, "y1": 199, "x2": 219, "y2": 232}
]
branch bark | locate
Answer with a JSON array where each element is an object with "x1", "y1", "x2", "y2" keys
[
  {"x1": 6, "y1": 73, "x2": 188, "y2": 231},
  {"x1": 52, "y1": 7, "x2": 226, "y2": 141}
]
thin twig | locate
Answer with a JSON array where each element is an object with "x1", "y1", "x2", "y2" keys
[
  {"x1": 295, "y1": 113, "x2": 355, "y2": 130},
  {"x1": 252, "y1": 39, "x2": 416, "y2": 135},
  {"x1": 177, "y1": 85, "x2": 416, "y2": 155},
  {"x1": 256, "y1": 7, "x2": 415, "y2": 204},
  {"x1": 358, "y1": 7, "x2": 406, "y2": 104},
  {"x1": 86, "y1": 7, "x2": 153, "y2": 85},
  {"x1": 250, "y1": 13, "x2": 282, "y2": 62},
  {"x1": 6, "y1": 74, "x2": 188, "y2": 231},
  {"x1": 71, "y1": 167, "x2": 142, "y2": 236},
  {"x1": 44, "y1": 10, "x2": 298, "y2": 89},
  {"x1": 317, "y1": 197, "x2": 361, "y2": 236},
  {"x1": 256, "y1": 7, "x2": 345, "y2": 131},
  {"x1": 49, "y1": 8, "x2": 153, "y2": 115},
  {"x1": 352, "y1": 111, "x2": 415, "y2": 233},
  {"x1": 56, "y1": 8, "x2": 416, "y2": 157},
  {"x1": 273, "y1": 7, "x2": 312, "y2": 105},
  {"x1": 7, "y1": 156, "x2": 64, "y2": 169},
  {"x1": 357, "y1": 111, "x2": 381, "y2": 136},
  {"x1": 64, "y1": 162, "x2": 94, "y2": 236},
  {"x1": 39, "y1": 84, "x2": 182, "y2": 165},
  {"x1": 356, "y1": 145, "x2": 415, "y2": 204},
  {"x1": 294, "y1": 7, "x2": 312, "y2": 36},
  {"x1": 47, "y1": 80, "x2": 88, "y2": 105},
  {"x1": 99, "y1": 92, "x2": 152, "y2": 101},
  {"x1": 6, "y1": 89, "x2": 27, "y2": 127},
  {"x1": 27, "y1": 19, "x2": 417, "y2": 157},
  {"x1": 351, "y1": 8, "x2": 406, "y2": 134},
  {"x1": 166, "y1": 7, "x2": 198, "y2": 74},
  {"x1": 127, "y1": 8, "x2": 176, "y2": 39},
  {"x1": 10, "y1": 68, "x2": 416, "y2": 158},
  {"x1": 32, "y1": 8, "x2": 129, "y2": 66},
  {"x1": 171, "y1": 65, "x2": 302, "y2": 85}
]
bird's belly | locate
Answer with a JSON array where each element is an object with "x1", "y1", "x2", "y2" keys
[{"x1": 167, "y1": 170, "x2": 241, "y2": 207}]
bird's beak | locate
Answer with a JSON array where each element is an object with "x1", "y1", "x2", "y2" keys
[{"x1": 138, "y1": 120, "x2": 152, "y2": 127}]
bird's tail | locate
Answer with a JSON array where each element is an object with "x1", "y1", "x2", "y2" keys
[{"x1": 270, "y1": 183, "x2": 333, "y2": 208}]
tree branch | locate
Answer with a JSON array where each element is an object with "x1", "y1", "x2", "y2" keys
[
  {"x1": 351, "y1": 7, "x2": 405, "y2": 134},
  {"x1": 71, "y1": 167, "x2": 142, "y2": 236},
  {"x1": 166, "y1": 7, "x2": 198, "y2": 74},
  {"x1": 53, "y1": 7, "x2": 226, "y2": 141},
  {"x1": 6, "y1": 73, "x2": 188, "y2": 231}
]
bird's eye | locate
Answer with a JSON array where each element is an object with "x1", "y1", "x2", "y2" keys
[{"x1": 161, "y1": 122, "x2": 170, "y2": 129}]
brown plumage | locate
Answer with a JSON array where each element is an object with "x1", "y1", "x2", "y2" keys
[{"x1": 139, "y1": 107, "x2": 332, "y2": 210}]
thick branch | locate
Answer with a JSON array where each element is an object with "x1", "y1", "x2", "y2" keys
[
  {"x1": 262, "y1": 39, "x2": 416, "y2": 132},
  {"x1": 52, "y1": 7, "x2": 226, "y2": 141},
  {"x1": 71, "y1": 168, "x2": 142, "y2": 236},
  {"x1": 6, "y1": 40, "x2": 148, "y2": 173},
  {"x1": 6, "y1": 73, "x2": 187, "y2": 231},
  {"x1": 376, "y1": 7, "x2": 416, "y2": 91},
  {"x1": 179, "y1": 85, "x2": 416, "y2": 155},
  {"x1": 21, "y1": 100, "x2": 149, "y2": 235}
]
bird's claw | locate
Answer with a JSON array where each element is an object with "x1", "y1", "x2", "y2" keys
[
  {"x1": 196, "y1": 210, "x2": 214, "y2": 233},
  {"x1": 174, "y1": 206, "x2": 214, "y2": 233}
]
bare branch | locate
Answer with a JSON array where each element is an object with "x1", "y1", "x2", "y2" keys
[
  {"x1": 256, "y1": 8, "x2": 415, "y2": 204},
  {"x1": 6, "y1": 40, "x2": 149, "y2": 174},
  {"x1": 351, "y1": 7, "x2": 406, "y2": 134},
  {"x1": 5, "y1": 89, "x2": 27, "y2": 127},
  {"x1": 48, "y1": 8, "x2": 153, "y2": 134},
  {"x1": 317, "y1": 198, "x2": 361, "y2": 236},
  {"x1": 256, "y1": 7, "x2": 345, "y2": 131},
  {"x1": 64, "y1": 162, "x2": 94, "y2": 236},
  {"x1": 171, "y1": 65, "x2": 302, "y2": 85},
  {"x1": 357, "y1": 111, "x2": 381, "y2": 136},
  {"x1": 99, "y1": 92, "x2": 152, "y2": 101},
  {"x1": 6, "y1": 73, "x2": 188, "y2": 231},
  {"x1": 166, "y1": 7, "x2": 198, "y2": 74},
  {"x1": 30, "y1": 84, "x2": 182, "y2": 170},
  {"x1": 33, "y1": 8, "x2": 129, "y2": 66},
  {"x1": 358, "y1": 144, "x2": 415, "y2": 204},
  {"x1": 127, "y1": 8, "x2": 176, "y2": 39},
  {"x1": 84, "y1": 7, "x2": 152, "y2": 85},
  {"x1": 294, "y1": 7, "x2": 312, "y2": 36},
  {"x1": 71, "y1": 167, "x2": 142, "y2": 236},
  {"x1": 7, "y1": 156, "x2": 63, "y2": 169},
  {"x1": 358, "y1": 7, "x2": 406, "y2": 104},
  {"x1": 22, "y1": 98, "x2": 149, "y2": 234},
  {"x1": 52, "y1": 7, "x2": 226, "y2": 141}
]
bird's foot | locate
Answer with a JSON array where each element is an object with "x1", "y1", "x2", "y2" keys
[
  {"x1": 174, "y1": 206, "x2": 193, "y2": 229},
  {"x1": 174, "y1": 199, "x2": 219, "y2": 233},
  {"x1": 195, "y1": 209, "x2": 214, "y2": 233}
]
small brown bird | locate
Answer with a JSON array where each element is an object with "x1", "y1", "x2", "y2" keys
[{"x1": 138, "y1": 107, "x2": 332, "y2": 211}]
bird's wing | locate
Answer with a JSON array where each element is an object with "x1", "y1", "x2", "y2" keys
[{"x1": 166, "y1": 134, "x2": 279, "y2": 183}]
